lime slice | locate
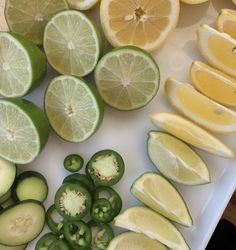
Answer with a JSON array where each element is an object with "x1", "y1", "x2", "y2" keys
[
  {"x1": 5, "y1": 0, "x2": 68, "y2": 44},
  {"x1": 95, "y1": 46, "x2": 160, "y2": 111},
  {"x1": 107, "y1": 232, "x2": 168, "y2": 250},
  {"x1": 0, "y1": 99, "x2": 50, "y2": 164},
  {"x1": 44, "y1": 75, "x2": 104, "y2": 143},
  {"x1": 147, "y1": 131, "x2": 210, "y2": 185},
  {"x1": 0, "y1": 32, "x2": 47, "y2": 98},
  {"x1": 67, "y1": 0, "x2": 100, "y2": 10},
  {"x1": 44, "y1": 10, "x2": 102, "y2": 77},
  {"x1": 114, "y1": 206, "x2": 189, "y2": 250},
  {"x1": 131, "y1": 173, "x2": 193, "y2": 227}
]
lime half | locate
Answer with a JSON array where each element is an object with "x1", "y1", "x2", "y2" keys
[
  {"x1": 44, "y1": 10, "x2": 102, "y2": 77},
  {"x1": 147, "y1": 131, "x2": 210, "y2": 185},
  {"x1": 0, "y1": 99, "x2": 50, "y2": 164},
  {"x1": 0, "y1": 32, "x2": 47, "y2": 97},
  {"x1": 5, "y1": 0, "x2": 68, "y2": 44},
  {"x1": 107, "y1": 232, "x2": 168, "y2": 250},
  {"x1": 44, "y1": 75, "x2": 104, "y2": 143},
  {"x1": 114, "y1": 206, "x2": 189, "y2": 250},
  {"x1": 95, "y1": 46, "x2": 160, "y2": 111},
  {"x1": 131, "y1": 173, "x2": 193, "y2": 227}
]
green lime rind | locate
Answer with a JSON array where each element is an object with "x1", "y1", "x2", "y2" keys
[
  {"x1": 0, "y1": 32, "x2": 47, "y2": 97},
  {"x1": 147, "y1": 131, "x2": 211, "y2": 185},
  {"x1": 5, "y1": 0, "x2": 69, "y2": 45},
  {"x1": 44, "y1": 75, "x2": 104, "y2": 143},
  {"x1": 0, "y1": 98, "x2": 50, "y2": 164},
  {"x1": 43, "y1": 10, "x2": 102, "y2": 77},
  {"x1": 131, "y1": 172, "x2": 193, "y2": 227},
  {"x1": 95, "y1": 45, "x2": 160, "y2": 111}
]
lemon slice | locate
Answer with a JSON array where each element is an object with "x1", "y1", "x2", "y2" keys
[
  {"x1": 190, "y1": 61, "x2": 236, "y2": 107},
  {"x1": 180, "y1": 0, "x2": 208, "y2": 4},
  {"x1": 131, "y1": 172, "x2": 193, "y2": 226},
  {"x1": 114, "y1": 206, "x2": 189, "y2": 250},
  {"x1": 100, "y1": 0, "x2": 180, "y2": 52},
  {"x1": 216, "y1": 9, "x2": 236, "y2": 40},
  {"x1": 147, "y1": 132, "x2": 210, "y2": 185},
  {"x1": 150, "y1": 112, "x2": 235, "y2": 158},
  {"x1": 165, "y1": 77, "x2": 236, "y2": 134},
  {"x1": 197, "y1": 24, "x2": 236, "y2": 78},
  {"x1": 107, "y1": 232, "x2": 168, "y2": 250},
  {"x1": 67, "y1": 0, "x2": 100, "y2": 10}
]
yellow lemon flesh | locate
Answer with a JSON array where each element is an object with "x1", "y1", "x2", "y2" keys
[
  {"x1": 67, "y1": 0, "x2": 99, "y2": 10},
  {"x1": 165, "y1": 77, "x2": 236, "y2": 134},
  {"x1": 100, "y1": 0, "x2": 180, "y2": 52},
  {"x1": 197, "y1": 24, "x2": 236, "y2": 78},
  {"x1": 190, "y1": 61, "x2": 236, "y2": 107},
  {"x1": 150, "y1": 112, "x2": 235, "y2": 158}
]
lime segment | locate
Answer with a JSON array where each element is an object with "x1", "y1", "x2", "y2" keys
[
  {"x1": 44, "y1": 75, "x2": 104, "y2": 143},
  {"x1": 5, "y1": 0, "x2": 69, "y2": 44},
  {"x1": 0, "y1": 99, "x2": 49, "y2": 164},
  {"x1": 0, "y1": 32, "x2": 47, "y2": 97},
  {"x1": 95, "y1": 46, "x2": 160, "y2": 111},
  {"x1": 44, "y1": 10, "x2": 102, "y2": 77},
  {"x1": 131, "y1": 172, "x2": 193, "y2": 226}
]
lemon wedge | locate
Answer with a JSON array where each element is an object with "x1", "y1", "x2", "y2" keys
[
  {"x1": 216, "y1": 9, "x2": 236, "y2": 40},
  {"x1": 190, "y1": 61, "x2": 236, "y2": 107},
  {"x1": 67, "y1": 0, "x2": 99, "y2": 10},
  {"x1": 100, "y1": 0, "x2": 180, "y2": 51},
  {"x1": 197, "y1": 24, "x2": 236, "y2": 78},
  {"x1": 165, "y1": 77, "x2": 236, "y2": 134},
  {"x1": 150, "y1": 112, "x2": 235, "y2": 158},
  {"x1": 180, "y1": 0, "x2": 208, "y2": 4}
]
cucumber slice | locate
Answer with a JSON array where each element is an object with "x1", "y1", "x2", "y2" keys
[
  {"x1": 0, "y1": 157, "x2": 16, "y2": 197},
  {"x1": 0, "y1": 244, "x2": 26, "y2": 250},
  {"x1": 0, "y1": 200, "x2": 45, "y2": 246},
  {"x1": 12, "y1": 171, "x2": 48, "y2": 202},
  {"x1": 0, "y1": 190, "x2": 11, "y2": 205}
]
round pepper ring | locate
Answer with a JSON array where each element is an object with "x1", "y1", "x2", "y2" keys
[{"x1": 90, "y1": 198, "x2": 113, "y2": 223}]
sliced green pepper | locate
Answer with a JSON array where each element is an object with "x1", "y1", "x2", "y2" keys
[
  {"x1": 64, "y1": 154, "x2": 84, "y2": 172},
  {"x1": 63, "y1": 174, "x2": 94, "y2": 194},
  {"x1": 90, "y1": 198, "x2": 113, "y2": 223},
  {"x1": 63, "y1": 221, "x2": 92, "y2": 249},
  {"x1": 89, "y1": 222, "x2": 114, "y2": 250},
  {"x1": 94, "y1": 186, "x2": 122, "y2": 218},
  {"x1": 46, "y1": 204, "x2": 64, "y2": 234},
  {"x1": 55, "y1": 183, "x2": 92, "y2": 221},
  {"x1": 35, "y1": 232, "x2": 58, "y2": 250},
  {"x1": 86, "y1": 150, "x2": 125, "y2": 186},
  {"x1": 48, "y1": 239, "x2": 70, "y2": 250}
]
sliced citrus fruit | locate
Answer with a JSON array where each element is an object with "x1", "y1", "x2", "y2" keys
[
  {"x1": 147, "y1": 132, "x2": 210, "y2": 185},
  {"x1": 44, "y1": 10, "x2": 102, "y2": 77},
  {"x1": 131, "y1": 172, "x2": 193, "y2": 226},
  {"x1": 165, "y1": 77, "x2": 236, "y2": 134},
  {"x1": 197, "y1": 24, "x2": 236, "y2": 78},
  {"x1": 114, "y1": 206, "x2": 189, "y2": 250},
  {"x1": 0, "y1": 32, "x2": 47, "y2": 97},
  {"x1": 44, "y1": 75, "x2": 104, "y2": 143},
  {"x1": 150, "y1": 112, "x2": 234, "y2": 158},
  {"x1": 95, "y1": 46, "x2": 160, "y2": 111},
  {"x1": 180, "y1": 0, "x2": 208, "y2": 4},
  {"x1": 232, "y1": 0, "x2": 236, "y2": 5},
  {"x1": 100, "y1": 0, "x2": 180, "y2": 52},
  {"x1": 0, "y1": 99, "x2": 50, "y2": 164},
  {"x1": 0, "y1": 0, "x2": 8, "y2": 31},
  {"x1": 67, "y1": 0, "x2": 100, "y2": 10},
  {"x1": 107, "y1": 232, "x2": 168, "y2": 250},
  {"x1": 216, "y1": 9, "x2": 236, "y2": 40},
  {"x1": 190, "y1": 61, "x2": 236, "y2": 107},
  {"x1": 5, "y1": 0, "x2": 69, "y2": 44}
]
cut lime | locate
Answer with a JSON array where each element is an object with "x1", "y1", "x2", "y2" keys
[
  {"x1": 114, "y1": 206, "x2": 189, "y2": 250},
  {"x1": 131, "y1": 172, "x2": 193, "y2": 227},
  {"x1": 0, "y1": 32, "x2": 47, "y2": 98},
  {"x1": 67, "y1": 0, "x2": 100, "y2": 10},
  {"x1": 44, "y1": 75, "x2": 104, "y2": 143},
  {"x1": 107, "y1": 232, "x2": 168, "y2": 250},
  {"x1": 95, "y1": 46, "x2": 160, "y2": 111},
  {"x1": 44, "y1": 10, "x2": 102, "y2": 77},
  {"x1": 5, "y1": 0, "x2": 68, "y2": 44},
  {"x1": 147, "y1": 132, "x2": 210, "y2": 185},
  {"x1": 0, "y1": 99, "x2": 50, "y2": 164}
]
